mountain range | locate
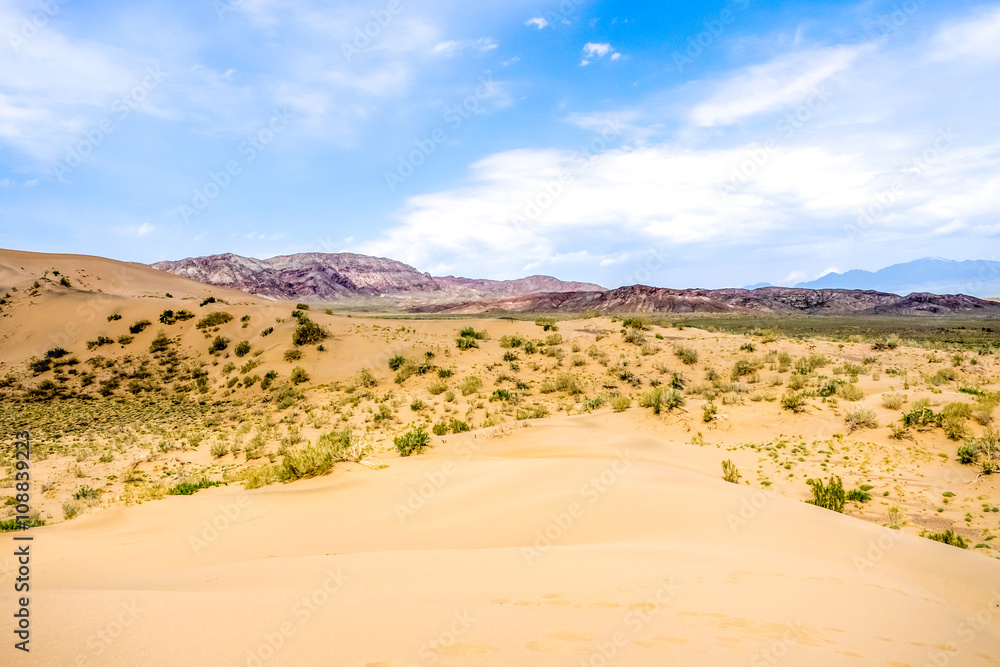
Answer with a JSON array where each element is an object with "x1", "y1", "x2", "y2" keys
[
  {"x1": 743, "y1": 258, "x2": 1000, "y2": 298},
  {"x1": 150, "y1": 252, "x2": 1000, "y2": 316}
]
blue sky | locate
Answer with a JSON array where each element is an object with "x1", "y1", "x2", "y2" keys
[{"x1": 1, "y1": 0, "x2": 998, "y2": 288}]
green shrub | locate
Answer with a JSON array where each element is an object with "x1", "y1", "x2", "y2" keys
[
  {"x1": 291, "y1": 367, "x2": 310, "y2": 384},
  {"x1": 837, "y1": 383, "x2": 865, "y2": 401},
  {"x1": 209, "y1": 335, "x2": 229, "y2": 353},
  {"x1": 456, "y1": 336, "x2": 479, "y2": 350},
  {"x1": 460, "y1": 376, "x2": 483, "y2": 396},
  {"x1": 795, "y1": 354, "x2": 829, "y2": 374},
  {"x1": 458, "y1": 326, "x2": 489, "y2": 340},
  {"x1": 534, "y1": 317, "x2": 558, "y2": 331},
  {"x1": 196, "y1": 312, "x2": 233, "y2": 329},
  {"x1": 117, "y1": 334, "x2": 134, "y2": 346},
  {"x1": 732, "y1": 358, "x2": 763, "y2": 380},
  {"x1": 807, "y1": 476, "x2": 845, "y2": 512},
  {"x1": 845, "y1": 406, "x2": 878, "y2": 432},
  {"x1": 234, "y1": 341, "x2": 251, "y2": 357},
  {"x1": 283, "y1": 349, "x2": 302, "y2": 362},
  {"x1": 846, "y1": 488, "x2": 872, "y2": 503},
  {"x1": 882, "y1": 392, "x2": 906, "y2": 410},
  {"x1": 62, "y1": 500, "x2": 83, "y2": 520},
  {"x1": 500, "y1": 335, "x2": 524, "y2": 348},
  {"x1": 902, "y1": 408, "x2": 941, "y2": 430},
  {"x1": 673, "y1": 346, "x2": 698, "y2": 365},
  {"x1": 293, "y1": 318, "x2": 328, "y2": 346},
  {"x1": 610, "y1": 394, "x2": 631, "y2": 412},
  {"x1": 107, "y1": 313, "x2": 122, "y2": 321},
  {"x1": 261, "y1": 326, "x2": 274, "y2": 337},
  {"x1": 722, "y1": 459, "x2": 741, "y2": 483},
  {"x1": 128, "y1": 319, "x2": 151, "y2": 334},
  {"x1": 395, "y1": 425, "x2": 431, "y2": 457},
  {"x1": 167, "y1": 477, "x2": 221, "y2": 496},
  {"x1": 923, "y1": 529, "x2": 968, "y2": 549},
  {"x1": 200, "y1": 296, "x2": 216, "y2": 306},
  {"x1": 45, "y1": 347, "x2": 69, "y2": 359},
  {"x1": 781, "y1": 391, "x2": 807, "y2": 413},
  {"x1": 639, "y1": 386, "x2": 683, "y2": 414}
]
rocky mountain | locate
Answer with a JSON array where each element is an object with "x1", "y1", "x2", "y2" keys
[
  {"x1": 794, "y1": 258, "x2": 1000, "y2": 298},
  {"x1": 410, "y1": 285, "x2": 1000, "y2": 316},
  {"x1": 150, "y1": 252, "x2": 606, "y2": 301}
]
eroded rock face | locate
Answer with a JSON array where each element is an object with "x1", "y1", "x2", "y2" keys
[
  {"x1": 408, "y1": 285, "x2": 1000, "y2": 315},
  {"x1": 151, "y1": 253, "x2": 606, "y2": 301}
]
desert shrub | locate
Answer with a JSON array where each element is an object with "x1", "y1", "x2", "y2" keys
[
  {"x1": 807, "y1": 476, "x2": 845, "y2": 512},
  {"x1": 209, "y1": 335, "x2": 229, "y2": 353},
  {"x1": 458, "y1": 326, "x2": 489, "y2": 340},
  {"x1": 291, "y1": 367, "x2": 309, "y2": 384},
  {"x1": 610, "y1": 394, "x2": 631, "y2": 412},
  {"x1": 623, "y1": 328, "x2": 646, "y2": 345},
  {"x1": 107, "y1": 313, "x2": 122, "y2": 321},
  {"x1": 437, "y1": 368, "x2": 453, "y2": 379},
  {"x1": 456, "y1": 336, "x2": 479, "y2": 350},
  {"x1": 28, "y1": 358, "x2": 52, "y2": 374},
  {"x1": 794, "y1": 354, "x2": 829, "y2": 374},
  {"x1": 283, "y1": 349, "x2": 302, "y2": 362},
  {"x1": 460, "y1": 376, "x2": 483, "y2": 396},
  {"x1": 776, "y1": 352, "x2": 792, "y2": 373},
  {"x1": 117, "y1": 334, "x2": 134, "y2": 346},
  {"x1": 845, "y1": 406, "x2": 878, "y2": 432},
  {"x1": 722, "y1": 459, "x2": 741, "y2": 484},
  {"x1": 293, "y1": 318, "x2": 328, "y2": 346},
  {"x1": 273, "y1": 385, "x2": 304, "y2": 409},
  {"x1": 200, "y1": 296, "x2": 216, "y2": 306},
  {"x1": 871, "y1": 334, "x2": 900, "y2": 351},
  {"x1": 45, "y1": 347, "x2": 69, "y2": 359},
  {"x1": 639, "y1": 387, "x2": 684, "y2": 414},
  {"x1": 62, "y1": 500, "x2": 83, "y2": 520},
  {"x1": 432, "y1": 422, "x2": 449, "y2": 436},
  {"x1": 128, "y1": 319, "x2": 151, "y2": 334},
  {"x1": 673, "y1": 346, "x2": 698, "y2": 365},
  {"x1": 196, "y1": 312, "x2": 233, "y2": 329},
  {"x1": 846, "y1": 487, "x2": 872, "y2": 503},
  {"x1": 387, "y1": 355, "x2": 406, "y2": 371},
  {"x1": 781, "y1": 391, "x2": 807, "y2": 413},
  {"x1": 534, "y1": 317, "x2": 558, "y2": 331},
  {"x1": 923, "y1": 529, "x2": 968, "y2": 549},
  {"x1": 427, "y1": 381, "x2": 448, "y2": 395},
  {"x1": 928, "y1": 368, "x2": 958, "y2": 386},
  {"x1": 739, "y1": 342, "x2": 755, "y2": 352},
  {"x1": 703, "y1": 402, "x2": 718, "y2": 422},
  {"x1": 836, "y1": 383, "x2": 865, "y2": 402},
  {"x1": 167, "y1": 477, "x2": 221, "y2": 496},
  {"x1": 882, "y1": 392, "x2": 906, "y2": 410},
  {"x1": 86, "y1": 336, "x2": 115, "y2": 350},
  {"x1": 545, "y1": 333, "x2": 564, "y2": 346},
  {"x1": 500, "y1": 335, "x2": 524, "y2": 348},
  {"x1": 731, "y1": 358, "x2": 763, "y2": 380},
  {"x1": 260, "y1": 326, "x2": 274, "y2": 337},
  {"x1": 902, "y1": 407, "x2": 941, "y2": 430},
  {"x1": 261, "y1": 370, "x2": 279, "y2": 390},
  {"x1": 234, "y1": 341, "x2": 251, "y2": 357},
  {"x1": 973, "y1": 394, "x2": 999, "y2": 425},
  {"x1": 395, "y1": 425, "x2": 430, "y2": 457}
]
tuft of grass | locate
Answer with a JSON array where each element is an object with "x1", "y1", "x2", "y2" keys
[
  {"x1": 721, "y1": 459, "x2": 741, "y2": 484},
  {"x1": 395, "y1": 425, "x2": 431, "y2": 457},
  {"x1": 806, "y1": 476, "x2": 845, "y2": 512},
  {"x1": 673, "y1": 345, "x2": 698, "y2": 365}
]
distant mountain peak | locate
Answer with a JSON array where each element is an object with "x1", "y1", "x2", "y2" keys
[{"x1": 793, "y1": 258, "x2": 1000, "y2": 298}]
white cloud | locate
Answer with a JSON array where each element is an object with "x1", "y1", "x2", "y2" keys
[
  {"x1": 432, "y1": 37, "x2": 498, "y2": 57},
  {"x1": 525, "y1": 17, "x2": 549, "y2": 30},
  {"x1": 583, "y1": 43, "x2": 613, "y2": 58},
  {"x1": 137, "y1": 223, "x2": 154, "y2": 236},
  {"x1": 929, "y1": 6, "x2": 1000, "y2": 63},
  {"x1": 689, "y1": 45, "x2": 865, "y2": 127}
]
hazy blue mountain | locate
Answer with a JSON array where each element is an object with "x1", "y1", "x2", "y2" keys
[{"x1": 794, "y1": 258, "x2": 1000, "y2": 297}]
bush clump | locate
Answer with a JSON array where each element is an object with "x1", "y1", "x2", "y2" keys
[
  {"x1": 292, "y1": 318, "x2": 328, "y2": 346},
  {"x1": 673, "y1": 345, "x2": 698, "y2": 365},
  {"x1": 807, "y1": 476, "x2": 845, "y2": 512},
  {"x1": 196, "y1": 312, "x2": 234, "y2": 330},
  {"x1": 395, "y1": 425, "x2": 430, "y2": 457}
]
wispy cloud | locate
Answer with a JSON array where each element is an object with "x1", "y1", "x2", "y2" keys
[{"x1": 525, "y1": 17, "x2": 549, "y2": 30}]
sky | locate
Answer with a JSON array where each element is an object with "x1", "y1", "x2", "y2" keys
[{"x1": 0, "y1": 0, "x2": 998, "y2": 289}]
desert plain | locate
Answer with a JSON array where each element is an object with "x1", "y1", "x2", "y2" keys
[{"x1": 1, "y1": 249, "x2": 999, "y2": 666}]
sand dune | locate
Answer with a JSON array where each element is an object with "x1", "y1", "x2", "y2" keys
[{"x1": 5, "y1": 413, "x2": 999, "y2": 666}]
